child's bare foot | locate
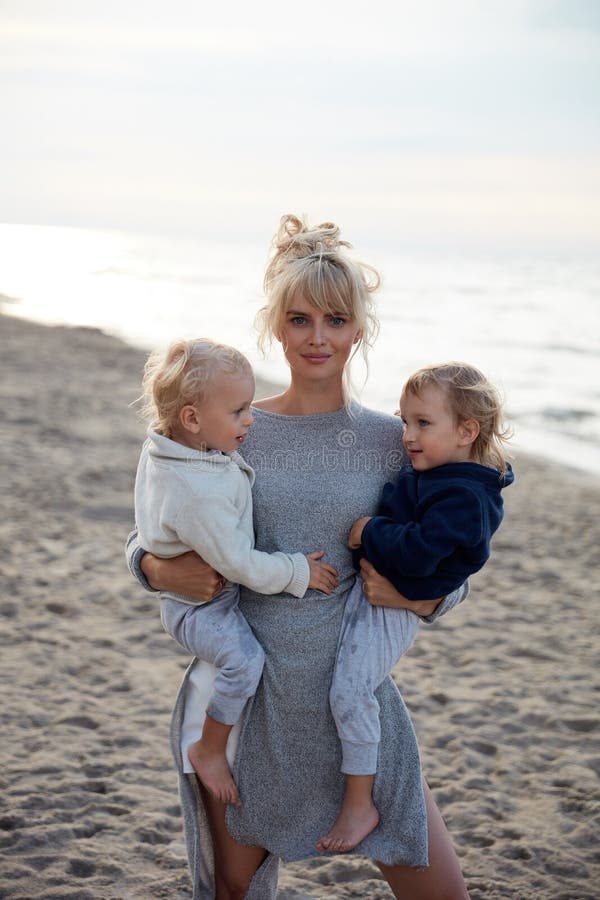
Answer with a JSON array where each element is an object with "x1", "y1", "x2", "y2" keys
[
  {"x1": 316, "y1": 799, "x2": 380, "y2": 853},
  {"x1": 187, "y1": 740, "x2": 241, "y2": 806}
]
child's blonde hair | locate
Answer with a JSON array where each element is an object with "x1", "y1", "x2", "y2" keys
[
  {"x1": 402, "y1": 362, "x2": 512, "y2": 474},
  {"x1": 255, "y1": 214, "x2": 380, "y2": 400},
  {"x1": 141, "y1": 338, "x2": 252, "y2": 436}
]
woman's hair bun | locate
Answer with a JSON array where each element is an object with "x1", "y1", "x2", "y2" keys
[{"x1": 271, "y1": 214, "x2": 352, "y2": 263}]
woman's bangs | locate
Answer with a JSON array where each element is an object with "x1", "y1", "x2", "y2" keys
[{"x1": 305, "y1": 265, "x2": 356, "y2": 319}]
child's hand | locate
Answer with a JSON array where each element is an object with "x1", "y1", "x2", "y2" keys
[
  {"x1": 305, "y1": 551, "x2": 338, "y2": 594},
  {"x1": 347, "y1": 516, "x2": 372, "y2": 550}
]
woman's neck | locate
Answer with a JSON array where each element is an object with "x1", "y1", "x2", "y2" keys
[{"x1": 254, "y1": 375, "x2": 346, "y2": 416}]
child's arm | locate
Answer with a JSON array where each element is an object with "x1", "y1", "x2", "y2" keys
[
  {"x1": 176, "y1": 495, "x2": 335, "y2": 598},
  {"x1": 348, "y1": 516, "x2": 372, "y2": 549},
  {"x1": 359, "y1": 487, "x2": 485, "y2": 578}
]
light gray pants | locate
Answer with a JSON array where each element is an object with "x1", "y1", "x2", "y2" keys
[
  {"x1": 330, "y1": 577, "x2": 420, "y2": 775},
  {"x1": 160, "y1": 585, "x2": 265, "y2": 726}
]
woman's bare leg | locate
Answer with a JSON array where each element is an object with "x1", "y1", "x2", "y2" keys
[
  {"x1": 200, "y1": 783, "x2": 268, "y2": 900},
  {"x1": 377, "y1": 781, "x2": 470, "y2": 900}
]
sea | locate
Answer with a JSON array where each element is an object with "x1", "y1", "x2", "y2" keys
[{"x1": 1, "y1": 223, "x2": 599, "y2": 477}]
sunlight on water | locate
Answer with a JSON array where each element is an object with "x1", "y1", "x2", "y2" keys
[{"x1": 2, "y1": 223, "x2": 599, "y2": 476}]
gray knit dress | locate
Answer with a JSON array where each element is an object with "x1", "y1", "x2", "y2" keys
[{"x1": 128, "y1": 405, "x2": 467, "y2": 899}]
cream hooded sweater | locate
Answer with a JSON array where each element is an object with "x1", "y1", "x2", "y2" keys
[{"x1": 134, "y1": 428, "x2": 310, "y2": 601}]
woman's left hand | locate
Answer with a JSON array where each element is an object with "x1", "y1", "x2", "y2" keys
[{"x1": 359, "y1": 559, "x2": 442, "y2": 616}]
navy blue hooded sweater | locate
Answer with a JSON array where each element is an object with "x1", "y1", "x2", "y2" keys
[{"x1": 358, "y1": 461, "x2": 514, "y2": 600}]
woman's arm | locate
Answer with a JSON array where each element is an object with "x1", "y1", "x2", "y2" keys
[
  {"x1": 141, "y1": 551, "x2": 225, "y2": 601},
  {"x1": 125, "y1": 529, "x2": 224, "y2": 602},
  {"x1": 359, "y1": 559, "x2": 468, "y2": 620}
]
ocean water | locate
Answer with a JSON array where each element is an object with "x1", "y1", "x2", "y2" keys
[{"x1": 1, "y1": 223, "x2": 599, "y2": 477}]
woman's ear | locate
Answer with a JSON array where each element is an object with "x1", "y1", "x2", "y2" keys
[
  {"x1": 179, "y1": 404, "x2": 202, "y2": 434},
  {"x1": 458, "y1": 418, "x2": 480, "y2": 447},
  {"x1": 352, "y1": 329, "x2": 363, "y2": 345}
]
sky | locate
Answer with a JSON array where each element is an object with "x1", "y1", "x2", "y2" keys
[{"x1": 1, "y1": 0, "x2": 599, "y2": 249}]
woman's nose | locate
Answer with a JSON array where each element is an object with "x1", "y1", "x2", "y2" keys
[{"x1": 308, "y1": 320, "x2": 325, "y2": 345}]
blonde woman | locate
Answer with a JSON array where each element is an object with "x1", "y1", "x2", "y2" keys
[{"x1": 127, "y1": 215, "x2": 470, "y2": 899}]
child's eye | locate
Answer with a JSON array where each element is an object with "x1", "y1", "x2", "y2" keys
[{"x1": 418, "y1": 419, "x2": 430, "y2": 427}]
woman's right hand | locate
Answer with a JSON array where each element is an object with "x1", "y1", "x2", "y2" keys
[
  {"x1": 140, "y1": 550, "x2": 225, "y2": 602},
  {"x1": 305, "y1": 551, "x2": 339, "y2": 595},
  {"x1": 359, "y1": 559, "x2": 442, "y2": 616}
]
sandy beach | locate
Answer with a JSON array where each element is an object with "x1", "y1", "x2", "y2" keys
[{"x1": 1, "y1": 311, "x2": 599, "y2": 900}]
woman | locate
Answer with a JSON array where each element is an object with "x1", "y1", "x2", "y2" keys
[{"x1": 127, "y1": 215, "x2": 470, "y2": 899}]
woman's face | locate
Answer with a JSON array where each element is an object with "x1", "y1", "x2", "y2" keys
[{"x1": 277, "y1": 295, "x2": 361, "y2": 382}]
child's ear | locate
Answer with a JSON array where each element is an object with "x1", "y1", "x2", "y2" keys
[
  {"x1": 458, "y1": 418, "x2": 480, "y2": 447},
  {"x1": 179, "y1": 404, "x2": 202, "y2": 434}
]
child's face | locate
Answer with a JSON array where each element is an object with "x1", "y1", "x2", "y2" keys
[
  {"x1": 399, "y1": 385, "x2": 473, "y2": 471},
  {"x1": 191, "y1": 369, "x2": 255, "y2": 454}
]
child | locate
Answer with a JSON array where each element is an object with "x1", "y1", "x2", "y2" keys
[
  {"x1": 134, "y1": 338, "x2": 337, "y2": 807},
  {"x1": 318, "y1": 361, "x2": 514, "y2": 852}
]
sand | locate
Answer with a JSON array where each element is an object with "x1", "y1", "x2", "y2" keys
[{"x1": 1, "y1": 311, "x2": 598, "y2": 900}]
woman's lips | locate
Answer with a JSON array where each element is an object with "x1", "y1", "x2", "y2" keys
[{"x1": 302, "y1": 354, "x2": 332, "y2": 364}]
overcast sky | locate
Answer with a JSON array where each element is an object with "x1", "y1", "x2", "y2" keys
[{"x1": 2, "y1": 0, "x2": 599, "y2": 249}]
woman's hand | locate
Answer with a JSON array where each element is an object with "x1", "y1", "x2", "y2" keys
[
  {"x1": 359, "y1": 559, "x2": 442, "y2": 616},
  {"x1": 347, "y1": 516, "x2": 372, "y2": 549},
  {"x1": 140, "y1": 550, "x2": 225, "y2": 602}
]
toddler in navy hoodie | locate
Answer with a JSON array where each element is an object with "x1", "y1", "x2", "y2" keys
[{"x1": 317, "y1": 361, "x2": 513, "y2": 854}]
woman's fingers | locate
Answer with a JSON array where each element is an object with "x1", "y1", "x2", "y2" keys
[
  {"x1": 359, "y1": 558, "x2": 385, "y2": 605},
  {"x1": 144, "y1": 550, "x2": 223, "y2": 601}
]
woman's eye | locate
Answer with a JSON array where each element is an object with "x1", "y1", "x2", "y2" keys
[
  {"x1": 290, "y1": 316, "x2": 307, "y2": 326},
  {"x1": 330, "y1": 316, "x2": 346, "y2": 327}
]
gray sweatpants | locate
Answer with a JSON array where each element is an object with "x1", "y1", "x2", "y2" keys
[
  {"x1": 160, "y1": 585, "x2": 265, "y2": 726},
  {"x1": 330, "y1": 577, "x2": 420, "y2": 775}
]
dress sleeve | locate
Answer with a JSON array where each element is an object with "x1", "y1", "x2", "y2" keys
[
  {"x1": 125, "y1": 529, "x2": 158, "y2": 593},
  {"x1": 419, "y1": 580, "x2": 469, "y2": 623}
]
